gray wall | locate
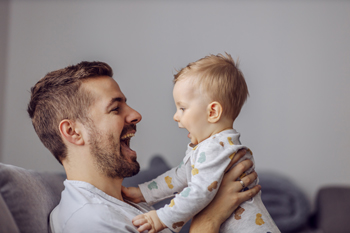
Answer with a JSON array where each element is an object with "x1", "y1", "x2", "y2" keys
[
  {"x1": 0, "y1": 0, "x2": 9, "y2": 162},
  {"x1": 1, "y1": 1, "x2": 350, "y2": 206}
]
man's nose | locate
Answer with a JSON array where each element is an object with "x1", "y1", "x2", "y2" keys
[{"x1": 126, "y1": 106, "x2": 142, "y2": 124}]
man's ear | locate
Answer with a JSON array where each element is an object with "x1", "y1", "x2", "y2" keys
[
  {"x1": 207, "y1": 101, "x2": 223, "y2": 123},
  {"x1": 59, "y1": 120, "x2": 85, "y2": 146}
]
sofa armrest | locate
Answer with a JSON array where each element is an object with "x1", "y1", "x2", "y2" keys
[{"x1": 0, "y1": 193, "x2": 20, "y2": 233}]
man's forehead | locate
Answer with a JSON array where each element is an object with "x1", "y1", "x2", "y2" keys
[
  {"x1": 83, "y1": 76, "x2": 121, "y2": 91},
  {"x1": 82, "y1": 76, "x2": 125, "y2": 102}
]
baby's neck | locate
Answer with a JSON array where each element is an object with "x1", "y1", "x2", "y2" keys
[
  {"x1": 210, "y1": 126, "x2": 233, "y2": 137},
  {"x1": 210, "y1": 116, "x2": 234, "y2": 135},
  {"x1": 202, "y1": 119, "x2": 234, "y2": 143},
  {"x1": 193, "y1": 127, "x2": 233, "y2": 147}
]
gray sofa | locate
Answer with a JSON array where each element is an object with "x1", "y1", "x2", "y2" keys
[{"x1": 1, "y1": 156, "x2": 349, "y2": 233}]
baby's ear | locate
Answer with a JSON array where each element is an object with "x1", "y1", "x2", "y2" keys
[
  {"x1": 207, "y1": 101, "x2": 223, "y2": 123},
  {"x1": 59, "y1": 119, "x2": 85, "y2": 146}
]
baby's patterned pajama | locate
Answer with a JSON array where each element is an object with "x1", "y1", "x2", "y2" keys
[{"x1": 139, "y1": 129, "x2": 280, "y2": 233}]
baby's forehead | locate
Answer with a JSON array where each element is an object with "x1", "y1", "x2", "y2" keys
[
  {"x1": 176, "y1": 74, "x2": 205, "y2": 88},
  {"x1": 175, "y1": 77, "x2": 214, "y2": 102},
  {"x1": 182, "y1": 75, "x2": 216, "y2": 95}
]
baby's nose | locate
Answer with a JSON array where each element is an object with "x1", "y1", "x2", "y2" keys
[{"x1": 173, "y1": 113, "x2": 179, "y2": 122}]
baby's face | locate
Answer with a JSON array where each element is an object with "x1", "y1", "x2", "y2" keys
[{"x1": 173, "y1": 78, "x2": 212, "y2": 145}]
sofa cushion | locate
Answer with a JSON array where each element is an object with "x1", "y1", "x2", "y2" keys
[
  {"x1": 0, "y1": 163, "x2": 65, "y2": 233},
  {"x1": 315, "y1": 186, "x2": 350, "y2": 233},
  {"x1": 258, "y1": 172, "x2": 311, "y2": 232}
]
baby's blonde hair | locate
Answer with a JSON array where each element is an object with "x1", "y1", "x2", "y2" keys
[{"x1": 174, "y1": 53, "x2": 249, "y2": 121}]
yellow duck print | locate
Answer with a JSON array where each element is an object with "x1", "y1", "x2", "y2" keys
[
  {"x1": 165, "y1": 176, "x2": 174, "y2": 189},
  {"x1": 227, "y1": 137, "x2": 234, "y2": 145},
  {"x1": 255, "y1": 213, "x2": 265, "y2": 225},
  {"x1": 191, "y1": 165, "x2": 199, "y2": 176},
  {"x1": 169, "y1": 199, "x2": 175, "y2": 207},
  {"x1": 229, "y1": 152, "x2": 236, "y2": 160}
]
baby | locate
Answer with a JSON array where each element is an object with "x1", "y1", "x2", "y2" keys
[{"x1": 123, "y1": 53, "x2": 280, "y2": 232}]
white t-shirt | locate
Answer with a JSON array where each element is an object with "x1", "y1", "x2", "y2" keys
[{"x1": 50, "y1": 180, "x2": 172, "y2": 233}]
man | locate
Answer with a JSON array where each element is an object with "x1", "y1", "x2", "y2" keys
[{"x1": 28, "y1": 61, "x2": 259, "y2": 232}]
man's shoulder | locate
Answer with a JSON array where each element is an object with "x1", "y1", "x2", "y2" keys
[
  {"x1": 50, "y1": 180, "x2": 143, "y2": 232},
  {"x1": 68, "y1": 203, "x2": 135, "y2": 229}
]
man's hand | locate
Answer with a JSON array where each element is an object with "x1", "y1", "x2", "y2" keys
[
  {"x1": 132, "y1": 210, "x2": 167, "y2": 233},
  {"x1": 121, "y1": 186, "x2": 146, "y2": 203}
]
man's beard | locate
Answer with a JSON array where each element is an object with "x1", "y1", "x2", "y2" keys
[{"x1": 87, "y1": 123, "x2": 140, "y2": 179}]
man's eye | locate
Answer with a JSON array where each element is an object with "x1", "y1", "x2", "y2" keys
[{"x1": 112, "y1": 107, "x2": 120, "y2": 112}]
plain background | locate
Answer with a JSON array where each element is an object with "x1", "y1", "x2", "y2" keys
[{"x1": 1, "y1": 0, "x2": 349, "y2": 209}]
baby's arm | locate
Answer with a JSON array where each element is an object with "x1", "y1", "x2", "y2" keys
[
  {"x1": 139, "y1": 162, "x2": 188, "y2": 205},
  {"x1": 123, "y1": 159, "x2": 187, "y2": 205},
  {"x1": 132, "y1": 210, "x2": 167, "y2": 233}
]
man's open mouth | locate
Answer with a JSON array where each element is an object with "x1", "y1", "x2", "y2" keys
[
  {"x1": 121, "y1": 133, "x2": 134, "y2": 148},
  {"x1": 120, "y1": 124, "x2": 137, "y2": 155}
]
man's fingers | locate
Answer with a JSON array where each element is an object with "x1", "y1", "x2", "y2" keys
[
  {"x1": 239, "y1": 185, "x2": 261, "y2": 202},
  {"x1": 224, "y1": 149, "x2": 247, "y2": 173},
  {"x1": 240, "y1": 171, "x2": 258, "y2": 187},
  {"x1": 231, "y1": 149, "x2": 247, "y2": 165},
  {"x1": 224, "y1": 159, "x2": 254, "y2": 181},
  {"x1": 237, "y1": 172, "x2": 260, "y2": 203}
]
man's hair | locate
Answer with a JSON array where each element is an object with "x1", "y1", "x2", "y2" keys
[
  {"x1": 174, "y1": 53, "x2": 249, "y2": 121},
  {"x1": 27, "y1": 61, "x2": 113, "y2": 164}
]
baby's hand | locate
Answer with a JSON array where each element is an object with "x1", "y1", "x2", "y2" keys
[
  {"x1": 121, "y1": 186, "x2": 146, "y2": 203},
  {"x1": 132, "y1": 210, "x2": 167, "y2": 233}
]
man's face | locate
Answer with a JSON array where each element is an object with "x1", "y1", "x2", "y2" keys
[{"x1": 82, "y1": 76, "x2": 142, "y2": 178}]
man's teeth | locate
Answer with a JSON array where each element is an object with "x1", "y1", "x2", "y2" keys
[{"x1": 121, "y1": 133, "x2": 135, "y2": 140}]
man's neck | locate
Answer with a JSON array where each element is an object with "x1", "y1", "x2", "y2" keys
[
  {"x1": 68, "y1": 171, "x2": 124, "y2": 201},
  {"x1": 63, "y1": 159, "x2": 124, "y2": 201},
  {"x1": 91, "y1": 175, "x2": 124, "y2": 201}
]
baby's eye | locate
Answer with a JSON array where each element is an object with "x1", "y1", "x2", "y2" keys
[{"x1": 180, "y1": 108, "x2": 185, "y2": 111}]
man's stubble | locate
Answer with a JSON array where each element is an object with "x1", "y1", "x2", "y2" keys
[{"x1": 87, "y1": 123, "x2": 140, "y2": 179}]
